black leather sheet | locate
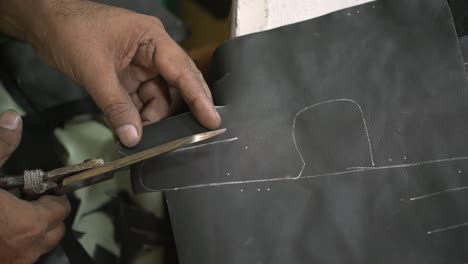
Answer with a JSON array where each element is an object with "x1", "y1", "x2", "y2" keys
[
  {"x1": 448, "y1": 0, "x2": 468, "y2": 36},
  {"x1": 459, "y1": 36, "x2": 468, "y2": 74},
  {"x1": 128, "y1": 0, "x2": 468, "y2": 191},
  {"x1": 166, "y1": 163, "x2": 468, "y2": 263},
  {"x1": 125, "y1": 0, "x2": 468, "y2": 263}
]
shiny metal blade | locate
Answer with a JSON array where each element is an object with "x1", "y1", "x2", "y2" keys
[{"x1": 63, "y1": 129, "x2": 226, "y2": 186}]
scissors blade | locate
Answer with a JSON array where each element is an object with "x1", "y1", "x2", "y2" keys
[{"x1": 62, "y1": 129, "x2": 226, "y2": 187}]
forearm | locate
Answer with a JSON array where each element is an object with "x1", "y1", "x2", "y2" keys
[
  {"x1": 0, "y1": 0, "x2": 39, "y2": 41},
  {"x1": 0, "y1": 0, "x2": 71, "y2": 47}
]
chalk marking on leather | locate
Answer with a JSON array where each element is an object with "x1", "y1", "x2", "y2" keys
[
  {"x1": 292, "y1": 99, "x2": 375, "y2": 179},
  {"x1": 138, "y1": 156, "x2": 468, "y2": 192},
  {"x1": 174, "y1": 137, "x2": 238, "y2": 152},
  {"x1": 347, "y1": 167, "x2": 373, "y2": 170},
  {"x1": 141, "y1": 170, "x2": 356, "y2": 192},
  {"x1": 410, "y1": 185, "x2": 468, "y2": 201},
  {"x1": 356, "y1": 156, "x2": 468, "y2": 170},
  {"x1": 427, "y1": 222, "x2": 468, "y2": 234}
]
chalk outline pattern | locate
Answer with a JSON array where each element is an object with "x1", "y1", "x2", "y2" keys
[
  {"x1": 292, "y1": 99, "x2": 375, "y2": 179},
  {"x1": 138, "y1": 98, "x2": 468, "y2": 234}
]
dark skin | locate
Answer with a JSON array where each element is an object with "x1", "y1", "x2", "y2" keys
[
  {"x1": 0, "y1": 0, "x2": 221, "y2": 262},
  {"x1": 0, "y1": 110, "x2": 70, "y2": 263}
]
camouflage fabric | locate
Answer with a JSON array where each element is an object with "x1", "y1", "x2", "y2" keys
[{"x1": 0, "y1": 83, "x2": 171, "y2": 264}]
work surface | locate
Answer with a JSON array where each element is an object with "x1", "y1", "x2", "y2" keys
[{"x1": 124, "y1": 0, "x2": 468, "y2": 263}]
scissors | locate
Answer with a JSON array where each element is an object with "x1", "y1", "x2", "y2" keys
[{"x1": 0, "y1": 129, "x2": 226, "y2": 198}]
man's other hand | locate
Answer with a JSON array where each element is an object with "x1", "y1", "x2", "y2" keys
[{"x1": 0, "y1": 110, "x2": 71, "y2": 264}]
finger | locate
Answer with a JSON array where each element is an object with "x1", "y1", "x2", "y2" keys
[
  {"x1": 119, "y1": 64, "x2": 155, "y2": 94},
  {"x1": 0, "y1": 191, "x2": 49, "y2": 252},
  {"x1": 138, "y1": 78, "x2": 171, "y2": 124},
  {"x1": 0, "y1": 191, "x2": 62, "y2": 263},
  {"x1": 130, "y1": 93, "x2": 144, "y2": 111},
  {"x1": 83, "y1": 66, "x2": 143, "y2": 147},
  {"x1": 129, "y1": 59, "x2": 159, "y2": 82},
  {"x1": 152, "y1": 32, "x2": 221, "y2": 129},
  {"x1": 41, "y1": 223, "x2": 66, "y2": 254},
  {"x1": 141, "y1": 100, "x2": 170, "y2": 125},
  {"x1": 33, "y1": 195, "x2": 71, "y2": 231},
  {"x1": 168, "y1": 86, "x2": 184, "y2": 115},
  {"x1": 0, "y1": 189, "x2": 33, "y2": 218},
  {"x1": 138, "y1": 77, "x2": 169, "y2": 104},
  {"x1": 0, "y1": 110, "x2": 22, "y2": 166}
]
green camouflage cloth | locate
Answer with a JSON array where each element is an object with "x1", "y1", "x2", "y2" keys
[{"x1": 0, "y1": 83, "x2": 168, "y2": 263}]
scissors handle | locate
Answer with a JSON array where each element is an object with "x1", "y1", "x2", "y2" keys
[{"x1": 0, "y1": 159, "x2": 104, "y2": 197}]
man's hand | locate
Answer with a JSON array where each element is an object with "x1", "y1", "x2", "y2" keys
[
  {"x1": 1, "y1": 0, "x2": 221, "y2": 147},
  {"x1": 0, "y1": 110, "x2": 71, "y2": 264}
]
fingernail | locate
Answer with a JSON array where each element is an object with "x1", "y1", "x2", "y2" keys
[
  {"x1": 0, "y1": 110, "x2": 21, "y2": 130},
  {"x1": 116, "y1": 124, "x2": 139, "y2": 147}
]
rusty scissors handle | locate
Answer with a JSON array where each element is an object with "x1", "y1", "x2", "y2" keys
[{"x1": 0, "y1": 159, "x2": 104, "y2": 196}]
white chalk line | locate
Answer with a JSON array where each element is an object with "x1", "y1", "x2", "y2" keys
[
  {"x1": 138, "y1": 98, "x2": 468, "y2": 204},
  {"x1": 174, "y1": 137, "x2": 238, "y2": 152},
  {"x1": 427, "y1": 222, "x2": 468, "y2": 234},
  {"x1": 347, "y1": 166, "x2": 374, "y2": 170},
  {"x1": 291, "y1": 99, "x2": 375, "y2": 180},
  {"x1": 410, "y1": 185, "x2": 468, "y2": 201},
  {"x1": 139, "y1": 156, "x2": 468, "y2": 192},
  {"x1": 135, "y1": 98, "x2": 468, "y2": 237},
  {"x1": 356, "y1": 156, "x2": 468, "y2": 170}
]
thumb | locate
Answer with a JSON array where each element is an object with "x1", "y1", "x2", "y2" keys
[
  {"x1": 0, "y1": 110, "x2": 22, "y2": 167},
  {"x1": 85, "y1": 72, "x2": 142, "y2": 148}
]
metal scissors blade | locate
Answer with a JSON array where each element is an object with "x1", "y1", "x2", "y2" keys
[{"x1": 61, "y1": 129, "x2": 226, "y2": 188}]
